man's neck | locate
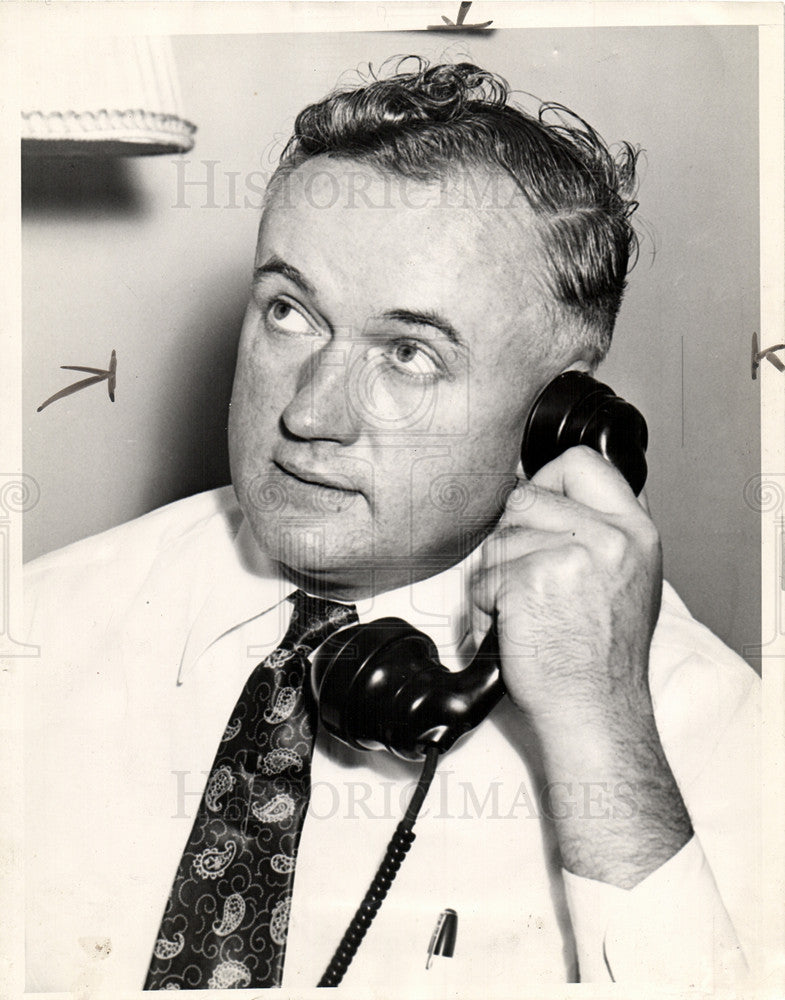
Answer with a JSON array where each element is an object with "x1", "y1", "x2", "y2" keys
[{"x1": 277, "y1": 549, "x2": 484, "y2": 604}]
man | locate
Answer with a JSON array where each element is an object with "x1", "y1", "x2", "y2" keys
[{"x1": 24, "y1": 60, "x2": 758, "y2": 992}]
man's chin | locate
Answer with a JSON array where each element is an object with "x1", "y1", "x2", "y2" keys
[
  {"x1": 273, "y1": 536, "x2": 383, "y2": 600},
  {"x1": 250, "y1": 519, "x2": 376, "y2": 580}
]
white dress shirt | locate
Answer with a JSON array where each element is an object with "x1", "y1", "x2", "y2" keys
[{"x1": 23, "y1": 487, "x2": 760, "y2": 993}]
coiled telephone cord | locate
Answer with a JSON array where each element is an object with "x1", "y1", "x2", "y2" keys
[{"x1": 317, "y1": 745, "x2": 441, "y2": 987}]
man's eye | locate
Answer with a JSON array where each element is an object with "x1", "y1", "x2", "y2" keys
[
  {"x1": 387, "y1": 341, "x2": 441, "y2": 380},
  {"x1": 266, "y1": 299, "x2": 314, "y2": 336}
]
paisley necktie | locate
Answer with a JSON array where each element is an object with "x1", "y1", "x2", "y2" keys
[{"x1": 144, "y1": 590, "x2": 358, "y2": 990}]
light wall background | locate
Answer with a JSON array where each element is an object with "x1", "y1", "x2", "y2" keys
[{"x1": 22, "y1": 27, "x2": 761, "y2": 667}]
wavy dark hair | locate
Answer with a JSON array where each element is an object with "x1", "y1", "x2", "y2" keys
[{"x1": 275, "y1": 57, "x2": 640, "y2": 362}]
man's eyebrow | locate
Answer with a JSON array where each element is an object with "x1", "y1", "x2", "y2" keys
[
  {"x1": 253, "y1": 256, "x2": 316, "y2": 298},
  {"x1": 378, "y1": 308, "x2": 467, "y2": 349}
]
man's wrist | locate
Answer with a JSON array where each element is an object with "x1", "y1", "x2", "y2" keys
[{"x1": 534, "y1": 713, "x2": 694, "y2": 889}]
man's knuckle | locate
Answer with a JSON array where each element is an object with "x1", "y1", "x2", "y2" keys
[
  {"x1": 563, "y1": 541, "x2": 593, "y2": 574},
  {"x1": 638, "y1": 518, "x2": 661, "y2": 551},
  {"x1": 599, "y1": 524, "x2": 628, "y2": 564}
]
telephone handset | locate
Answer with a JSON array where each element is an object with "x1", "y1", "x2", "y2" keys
[{"x1": 311, "y1": 371, "x2": 648, "y2": 762}]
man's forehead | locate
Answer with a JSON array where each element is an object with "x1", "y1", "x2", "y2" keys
[{"x1": 256, "y1": 158, "x2": 544, "y2": 290}]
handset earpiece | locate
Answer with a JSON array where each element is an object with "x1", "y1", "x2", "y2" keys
[{"x1": 521, "y1": 370, "x2": 648, "y2": 496}]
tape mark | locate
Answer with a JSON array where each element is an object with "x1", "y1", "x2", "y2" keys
[
  {"x1": 37, "y1": 349, "x2": 117, "y2": 412},
  {"x1": 751, "y1": 332, "x2": 785, "y2": 380},
  {"x1": 428, "y1": 2, "x2": 493, "y2": 31}
]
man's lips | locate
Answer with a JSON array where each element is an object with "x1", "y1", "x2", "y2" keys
[{"x1": 273, "y1": 459, "x2": 361, "y2": 496}]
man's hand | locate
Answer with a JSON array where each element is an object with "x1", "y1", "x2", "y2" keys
[{"x1": 472, "y1": 446, "x2": 693, "y2": 889}]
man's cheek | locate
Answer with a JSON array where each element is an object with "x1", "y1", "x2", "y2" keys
[{"x1": 235, "y1": 380, "x2": 286, "y2": 446}]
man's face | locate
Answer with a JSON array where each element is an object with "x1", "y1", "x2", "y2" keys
[{"x1": 229, "y1": 158, "x2": 573, "y2": 596}]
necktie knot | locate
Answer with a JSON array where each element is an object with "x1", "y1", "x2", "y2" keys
[{"x1": 283, "y1": 590, "x2": 358, "y2": 657}]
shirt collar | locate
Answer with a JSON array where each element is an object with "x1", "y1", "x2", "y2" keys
[
  {"x1": 178, "y1": 511, "x2": 483, "y2": 684},
  {"x1": 177, "y1": 516, "x2": 290, "y2": 684}
]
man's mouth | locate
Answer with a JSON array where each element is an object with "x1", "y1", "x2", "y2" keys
[{"x1": 273, "y1": 460, "x2": 362, "y2": 501}]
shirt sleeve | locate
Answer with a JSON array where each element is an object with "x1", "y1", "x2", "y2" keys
[
  {"x1": 562, "y1": 836, "x2": 748, "y2": 986},
  {"x1": 559, "y1": 584, "x2": 760, "y2": 987}
]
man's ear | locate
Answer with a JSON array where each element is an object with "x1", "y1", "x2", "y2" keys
[{"x1": 559, "y1": 358, "x2": 594, "y2": 376}]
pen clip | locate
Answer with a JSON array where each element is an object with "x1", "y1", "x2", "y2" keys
[{"x1": 426, "y1": 908, "x2": 458, "y2": 969}]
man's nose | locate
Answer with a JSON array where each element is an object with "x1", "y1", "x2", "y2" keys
[{"x1": 281, "y1": 344, "x2": 362, "y2": 445}]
